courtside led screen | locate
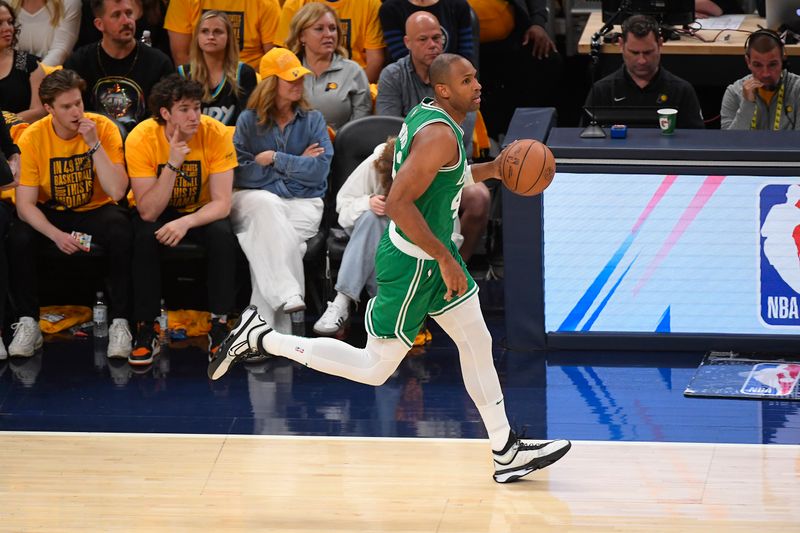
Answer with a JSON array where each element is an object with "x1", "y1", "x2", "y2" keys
[{"x1": 543, "y1": 172, "x2": 800, "y2": 335}]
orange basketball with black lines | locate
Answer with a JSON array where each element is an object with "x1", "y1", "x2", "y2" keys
[{"x1": 499, "y1": 139, "x2": 556, "y2": 197}]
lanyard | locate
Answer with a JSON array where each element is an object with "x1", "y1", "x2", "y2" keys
[{"x1": 751, "y1": 81, "x2": 785, "y2": 131}]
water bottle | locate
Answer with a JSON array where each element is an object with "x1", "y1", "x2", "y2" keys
[
  {"x1": 140, "y1": 30, "x2": 152, "y2": 47},
  {"x1": 290, "y1": 310, "x2": 305, "y2": 336},
  {"x1": 157, "y1": 298, "x2": 168, "y2": 345},
  {"x1": 93, "y1": 291, "x2": 108, "y2": 338}
]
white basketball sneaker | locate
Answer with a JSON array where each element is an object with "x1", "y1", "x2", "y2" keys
[
  {"x1": 493, "y1": 434, "x2": 571, "y2": 483},
  {"x1": 207, "y1": 305, "x2": 272, "y2": 380}
]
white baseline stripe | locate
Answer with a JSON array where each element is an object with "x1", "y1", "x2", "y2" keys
[{"x1": 1, "y1": 431, "x2": 798, "y2": 449}]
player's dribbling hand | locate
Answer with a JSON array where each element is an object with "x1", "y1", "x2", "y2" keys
[
  {"x1": 439, "y1": 255, "x2": 467, "y2": 301},
  {"x1": 743, "y1": 77, "x2": 763, "y2": 103},
  {"x1": 168, "y1": 127, "x2": 191, "y2": 167},
  {"x1": 52, "y1": 231, "x2": 82, "y2": 255},
  {"x1": 77, "y1": 118, "x2": 99, "y2": 146},
  {"x1": 493, "y1": 140, "x2": 518, "y2": 177}
]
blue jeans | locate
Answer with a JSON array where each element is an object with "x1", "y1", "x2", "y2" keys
[{"x1": 335, "y1": 211, "x2": 388, "y2": 302}]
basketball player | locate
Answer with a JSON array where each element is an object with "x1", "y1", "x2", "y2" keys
[{"x1": 209, "y1": 53, "x2": 572, "y2": 483}]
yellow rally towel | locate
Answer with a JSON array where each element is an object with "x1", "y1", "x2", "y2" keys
[
  {"x1": 167, "y1": 310, "x2": 212, "y2": 337},
  {"x1": 39, "y1": 305, "x2": 92, "y2": 333}
]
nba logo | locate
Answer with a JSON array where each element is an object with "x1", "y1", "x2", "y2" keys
[
  {"x1": 741, "y1": 362, "x2": 800, "y2": 397},
  {"x1": 758, "y1": 184, "x2": 800, "y2": 327}
]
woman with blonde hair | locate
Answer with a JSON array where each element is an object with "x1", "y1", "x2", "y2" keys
[
  {"x1": 177, "y1": 10, "x2": 257, "y2": 127},
  {"x1": 284, "y1": 2, "x2": 370, "y2": 131},
  {"x1": 12, "y1": 0, "x2": 80, "y2": 66},
  {"x1": 232, "y1": 47, "x2": 332, "y2": 333}
]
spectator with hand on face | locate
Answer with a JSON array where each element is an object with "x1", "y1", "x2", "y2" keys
[
  {"x1": 721, "y1": 29, "x2": 800, "y2": 130},
  {"x1": 7, "y1": 69, "x2": 133, "y2": 360},
  {"x1": 125, "y1": 74, "x2": 239, "y2": 366}
]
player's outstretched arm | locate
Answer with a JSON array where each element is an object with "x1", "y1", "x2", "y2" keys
[{"x1": 469, "y1": 142, "x2": 517, "y2": 183}]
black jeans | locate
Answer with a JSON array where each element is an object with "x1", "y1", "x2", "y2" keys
[
  {"x1": 0, "y1": 201, "x2": 14, "y2": 325},
  {"x1": 132, "y1": 209, "x2": 237, "y2": 322},
  {"x1": 7, "y1": 204, "x2": 133, "y2": 320}
]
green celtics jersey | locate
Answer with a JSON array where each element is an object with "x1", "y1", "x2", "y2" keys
[{"x1": 392, "y1": 97, "x2": 467, "y2": 247}]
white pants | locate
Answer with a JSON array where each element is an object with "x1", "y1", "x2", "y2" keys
[{"x1": 231, "y1": 189, "x2": 323, "y2": 332}]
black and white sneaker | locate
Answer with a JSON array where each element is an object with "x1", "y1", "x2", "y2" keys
[
  {"x1": 493, "y1": 436, "x2": 571, "y2": 483},
  {"x1": 207, "y1": 305, "x2": 272, "y2": 380}
]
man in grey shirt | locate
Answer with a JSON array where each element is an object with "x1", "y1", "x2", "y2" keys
[
  {"x1": 721, "y1": 30, "x2": 800, "y2": 130},
  {"x1": 376, "y1": 11, "x2": 487, "y2": 263}
]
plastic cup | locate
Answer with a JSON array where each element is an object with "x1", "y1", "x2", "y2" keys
[{"x1": 658, "y1": 108, "x2": 678, "y2": 135}]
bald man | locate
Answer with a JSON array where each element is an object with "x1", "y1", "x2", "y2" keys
[
  {"x1": 377, "y1": 11, "x2": 488, "y2": 263},
  {"x1": 210, "y1": 53, "x2": 572, "y2": 483}
]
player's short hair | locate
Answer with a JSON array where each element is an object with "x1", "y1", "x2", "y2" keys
[
  {"x1": 149, "y1": 74, "x2": 204, "y2": 124},
  {"x1": 39, "y1": 69, "x2": 86, "y2": 106},
  {"x1": 429, "y1": 53, "x2": 469, "y2": 87},
  {"x1": 621, "y1": 14, "x2": 660, "y2": 42}
]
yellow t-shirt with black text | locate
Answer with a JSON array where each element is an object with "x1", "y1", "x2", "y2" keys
[
  {"x1": 125, "y1": 115, "x2": 237, "y2": 214},
  {"x1": 17, "y1": 112, "x2": 124, "y2": 212},
  {"x1": 164, "y1": 0, "x2": 281, "y2": 68},
  {"x1": 275, "y1": 0, "x2": 385, "y2": 69}
]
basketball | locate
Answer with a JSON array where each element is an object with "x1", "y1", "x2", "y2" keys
[{"x1": 499, "y1": 139, "x2": 556, "y2": 197}]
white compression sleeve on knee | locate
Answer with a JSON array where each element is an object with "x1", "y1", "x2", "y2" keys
[
  {"x1": 432, "y1": 295, "x2": 511, "y2": 451},
  {"x1": 262, "y1": 333, "x2": 409, "y2": 387}
]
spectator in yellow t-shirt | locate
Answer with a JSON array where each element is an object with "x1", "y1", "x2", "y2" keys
[
  {"x1": 125, "y1": 73, "x2": 238, "y2": 366},
  {"x1": 164, "y1": 0, "x2": 280, "y2": 68},
  {"x1": 7, "y1": 69, "x2": 133, "y2": 359},
  {"x1": 275, "y1": 0, "x2": 385, "y2": 84}
]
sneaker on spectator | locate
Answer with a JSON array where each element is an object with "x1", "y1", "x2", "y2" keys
[
  {"x1": 313, "y1": 301, "x2": 349, "y2": 336},
  {"x1": 129, "y1": 322, "x2": 159, "y2": 366},
  {"x1": 0, "y1": 332, "x2": 7, "y2": 360},
  {"x1": 283, "y1": 294, "x2": 306, "y2": 314},
  {"x1": 107, "y1": 318, "x2": 132, "y2": 359},
  {"x1": 208, "y1": 318, "x2": 229, "y2": 360},
  {"x1": 8, "y1": 317, "x2": 43, "y2": 357}
]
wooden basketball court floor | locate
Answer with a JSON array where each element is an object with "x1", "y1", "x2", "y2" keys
[{"x1": 1, "y1": 431, "x2": 797, "y2": 531}]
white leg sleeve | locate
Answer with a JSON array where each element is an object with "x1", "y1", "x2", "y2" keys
[
  {"x1": 432, "y1": 294, "x2": 511, "y2": 450},
  {"x1": 262, "y1": 333, "x2": 409, "y2": 387}
]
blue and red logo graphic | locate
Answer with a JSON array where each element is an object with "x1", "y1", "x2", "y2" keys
[
  {"x1": 740, "y1": 362, "x2": 800, "y2": 396},
  {"x1": 759, "y1": 184, "x2": 800, "y2": 326}
]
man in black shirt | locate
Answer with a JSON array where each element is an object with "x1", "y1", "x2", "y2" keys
[
  {"x1": 64, "y1": 0, "x2": 173, "y2": 134},
  {"x1": 583, "y1": 14, "x2": 705, "y2": 129}
]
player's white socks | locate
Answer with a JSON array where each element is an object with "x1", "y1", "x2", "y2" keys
[
  {"x1": 260, "y1": 331, "x2": 408, "y2": 387},
  {"x1": 432, "y1": 294, "x2": 512, "y2": 451}
]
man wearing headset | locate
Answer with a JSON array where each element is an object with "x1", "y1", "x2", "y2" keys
[{"x1": 721, "y1": 30, "x2": 800, "y2": 130}]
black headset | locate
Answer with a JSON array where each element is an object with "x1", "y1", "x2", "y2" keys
[{"x1": 744, "y1": 28, "x2": 786, "y2": 62}]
